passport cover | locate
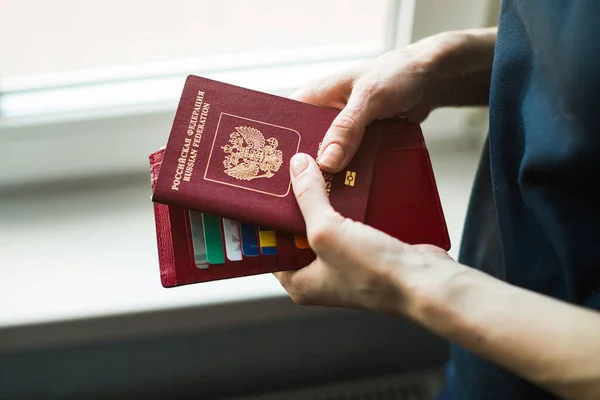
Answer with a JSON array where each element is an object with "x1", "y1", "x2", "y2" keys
[{"x1": 150, "y1": 75, "x2": 450, "y2": 287}]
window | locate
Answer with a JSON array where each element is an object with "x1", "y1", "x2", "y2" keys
[
  {"x1": 0, "y1": 0, "x2": 420, "y2": 187},
  {"x1": 0, "y1": 0, "x2": 495, "y2": 332},
  {"x1": 1, "y1": 0, "x2": 408, "y2": 119}
]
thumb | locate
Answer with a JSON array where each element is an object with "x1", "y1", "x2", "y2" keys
[
  {"x1": 289, "y1": 153, "x2": 338, "y2": 234},
  {"x1": 317, "y1": 86, "x2": 379, "y2": 173}
]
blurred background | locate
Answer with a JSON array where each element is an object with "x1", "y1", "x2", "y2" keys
[{"x1": 1, "y1": 0, "x2": 498, "y2": 398}]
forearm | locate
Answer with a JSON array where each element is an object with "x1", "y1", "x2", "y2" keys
[
  {"x1": 401, "y1": 259, "x2": 600, "y2": 400},
  {"x1": 423, "y1": 27, "x2": 497, "y2": 107}
]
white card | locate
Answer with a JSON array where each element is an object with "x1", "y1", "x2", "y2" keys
[
  {"x1": 189, "y1": 210, "x2": 209, "y2": 268},
  {"x1": 222, "y1": 218, "x2": 243, "y2": 261}
]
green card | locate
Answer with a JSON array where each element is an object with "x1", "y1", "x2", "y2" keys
[{"x1": 202, "y1": 213, "x2": 225, "y2": 264}]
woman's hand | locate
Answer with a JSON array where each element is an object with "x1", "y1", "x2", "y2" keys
[
  {"x1": 291, "y1": 28, "x2": 497, "y2": 173},
  {"x1": 273, "y1": 153, "x2": 457, "y2": 315}
]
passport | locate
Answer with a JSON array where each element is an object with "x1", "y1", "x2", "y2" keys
[
  {"x1": 150, "y1": 75, "x2": 450, "y2": 287},
  {"x1": 152, "y1": 75, "x2": 382, "y2": 235}
]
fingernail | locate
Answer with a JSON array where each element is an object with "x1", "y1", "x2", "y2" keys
[
  {"x1": 318, "y1": 143, "x2": 345, "y2": 170},
  {"x1": 290, "y1": 153, "x2": 309, "y2": 177}
]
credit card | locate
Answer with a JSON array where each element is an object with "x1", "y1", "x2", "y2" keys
[
  {"x1": 189, "y1": 210, "x2": 208, "y2": 268},
  {"x1": 294, "y1": 236, "x2": 310, "y2": 249},
  {"x1": 222, "y1": 218, "x2": 243, "y2": 261},
  {"x1": 202, "y1": 213, "x2": 225, "y2": 264},
  {"x1": 258, "y1": 227, "x2": 277, "y2": 256},
  {"x1": 294, "y1": 235, "x2": 316, "y2": 266},
  {"x1": 240, "y1": 223, "x2": 259, "y2": 257}
]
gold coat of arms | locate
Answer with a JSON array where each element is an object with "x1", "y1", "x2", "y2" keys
[{"x1": 221, "y1": 126, "x2": 283, "y2": 181}]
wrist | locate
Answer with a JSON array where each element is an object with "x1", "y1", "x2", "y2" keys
[
  {"x1": 428, "y1": 27, "x2": 498, "y2": 79},
  {"x1": 415, "y1": 28, "x2": 497, "y2": 108},
  {"x1": 393, "y1": 251, "x2": 475, "y2": 337}
]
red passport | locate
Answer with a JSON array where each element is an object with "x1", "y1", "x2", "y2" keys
[{"x1": 150, "y1": 75, "x2": 450, "y2": 287}]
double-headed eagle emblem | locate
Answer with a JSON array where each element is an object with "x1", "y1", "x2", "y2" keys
[{"x1": 221, "y1": 126, "x2": 283, "y2": 181}]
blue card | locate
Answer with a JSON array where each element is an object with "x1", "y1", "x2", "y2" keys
[{"x1": 240, "y1": 223, "x2": 259, "y2": 257}]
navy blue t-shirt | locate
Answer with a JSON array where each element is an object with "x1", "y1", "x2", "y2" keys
[{"x1": 454, "y1": 0, "x2": 600, "y2": 399}]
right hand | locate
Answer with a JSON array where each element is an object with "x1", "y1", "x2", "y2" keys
[
  {"x1": 291, "y1": 33, "x2": 456, "y2": 173},
  {"x1": 274, "y1": 152, "x2": 456, "y2": 314}
]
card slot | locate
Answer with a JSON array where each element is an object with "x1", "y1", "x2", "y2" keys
[
  {"x1": 222, "y1": 218, "x2": 243, "y2": 262},
  {"x1": 217, "y1": 218, "x2": 261, "y2": 270},
  {"x1": 275, "y1": 231, "x2": 297, "y2": 270},
  {"x1": 293, "y1": 236, "x2": 316, "y2": 267},
  {"x1": 162, "y1": 206, "x2": 275, "y2": 286},
  {"x1": 294, "y1": 247, "x2": 316, "y2": 267},
  {"x1": 257, "y1": 226, "x2": 279, "y2": 270},
  {"x1": 258, "y1": 227, "x2": 278, "y2": 256},
  {"x1": 187, "y1": 222, "x2": 285, "y2": 285},
  {"x1": 188, "y1": 210, "x2": 209, "y2": 268},
  {"x1": 199, "y1": 224, "x2": 279, "y2": 282},
  {"x1": 240, "y1": 222, "x2": 260, "y2": 257},
  {"x1": 152, "y1": 156, "x2": 295, "y2": 287},
  {"x1": 201, "y1": 213, "x2": 226, "y2": 264}
]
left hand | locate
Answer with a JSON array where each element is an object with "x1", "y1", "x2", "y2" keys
[{"x1": 273, "y1": 153, "x2": 456, "y2": 314}]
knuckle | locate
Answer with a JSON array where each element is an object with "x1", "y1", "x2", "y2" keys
[
  {"x1": 356, "y1": 77, "x2": 386, "y2": 100},
  {"x1": 308, "y1": 225, "x2": 333, "y2": 251},
  {"x1": 293, "y1": 179, "x2": 311, "y2": 200},
  {"x1": 338, "y1": 216, "x2": 354, "y2": 235},
  {"x1": 356, "y1": 76, "x2": 393, "y2": 111},
  {"x1": 308, "y1": 215, "x2": 340, "y2": 251},
  {"x1": 293, "y1": 177, "x2": 320, "y2": 203}
]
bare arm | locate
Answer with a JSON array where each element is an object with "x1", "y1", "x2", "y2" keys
[
  {"x1": 403, "y1": 259, "x2": 600, "y2": 400},
  {"x1": 429, "y1": 27, "x2": 498, "y2": 107}
]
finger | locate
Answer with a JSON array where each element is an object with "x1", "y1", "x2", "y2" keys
[
  {"x1": 289, "y1": 153, "x2": 338, "y2": 231},
  {"x1": 290, "y1": 72, "x2": 355, "y2": 108},
  {"x1": 316, "y1": 84, "x2": 381, "y2": 173},
  {"x1": 273, "y1": 267, "x2": 319, "y2": 306}
]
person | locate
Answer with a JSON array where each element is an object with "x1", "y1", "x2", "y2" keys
[{"x1": 273, "y1": 1, "x2": 600, "y2": 399}]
